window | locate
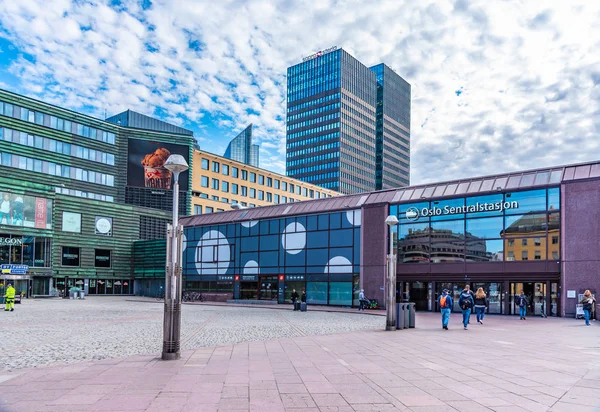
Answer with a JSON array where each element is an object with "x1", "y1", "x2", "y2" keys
[
  {"x1": 302, "y1": 188, "x2": 307, "y2": 196},
  {"x1": 201, "y1": 176, "x2": 209, "y2": 187},
  {"x1": 507, "y1": 251, "x2": 515, "y2": 261},
  {"x1": 231, "y1": 184, "x2": 239, "y2": 195},
  {"x1": 62, "y1": 247, "x2": 80, "y2": 266},
  {"x1": 289, "y1": 183, "x2": 295, "y2": 193},
  {"x1": 201, "y1": 159, "x2": 209, "y2": 170},
  {"x1": 211, "y1": 196, "x2": 219, "y2": 201},
  {"x1": 522, "y1": 251, "x2": 528, "y2": 260},
  {"x1": 274, "y1": 194, "x2": 280, "y2": 203},
  {"x1": 241, "y1": 186, "x2": 248, "y2": 197},
  {"x1": 95, "y1": 249, "x2": 111, "y2": 268},
  {"x1": 296, "y1": 186, "x2": 301, "y2": 195},
  {"x1": 212, "y1": 178, "x2": 219, "y2": 190},
  {"x1": 222, "y1": 181, "x2": 229, "y2": 192},
  {"x1": 282, "y1": 196, "x2": 287, "y2": 203},
  {"x1": 534, "y1": 251, "x2": 541, "y2": 260},
  {"x1": 212, "y1": 162, "x2": 220, "y2": 173},
  {"x1": 250, "y1": 188, "x2": 256, "y2": 198},
  {"x1": 222, "y1": 165, "x2": 229, "y2": 176},
  {"x1": 242, "y1": 170, "x2": 248, "y2": 180},
  {"x1": 267, "y1": 177, "x2": 272, "y2": 187},
  {"x1": 534, "y1": 238, "x2": 541, "y2": 246},
  {"x1": 266, "y1": 192, "x2": 272, "y2": 202},
  {"x1": 258, "y1": 175, "x2": 264, "y2": 185},
  {"x1": 310, "y1": 190, "x2": 314, "y2": 198},
  {"x1": 221, "y1": 198, "x2": 229, "y2": 203},
  {"x1": 194, "y1": 205, "x2": 202, "y2": 215},
  {"x1": 205, "y1": 207, "x2": 214, "y2": 214},
  {"x1": 232, "y1": 167, "x2": 239, "y2": 178},
  {"x1": 508, "y1": 240, "x2": 514, "y2": 247},
  {"x1": 250, "y1": 172, "x2": 256, "y2": 183},
  {"x1": 552, "y1": 251, "x2": 559, "y2": 260},
  {"x1": 552, "y1": 236, "x2": 559, "y2": 244},
  {"x1": 62, "y1": 212, "x2": 81, "y2": 233},
  {"x1": 282, "y1": 182, "x2": 288, "y2": 191},
  {"x1": 258, "y1": 190, "x2": 264, "y2": 200},
  {"x1": 522, "y1": 239, "x2": 528, "y2": 246},
  {"x1": 274, "y1": 180, "x2": 280, "y2": 189}
]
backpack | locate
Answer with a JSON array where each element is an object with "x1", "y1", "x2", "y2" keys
[
  {"x1": 440, "y1": 296, "x2": 448, "y2": 309},
  {"x1": 460, "y1": 295, "x2": 472, "y2": 310}
]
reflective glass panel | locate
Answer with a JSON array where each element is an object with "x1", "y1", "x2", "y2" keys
[{"x1": 465, "y1": 217, "x2": 504, "y2": 239}]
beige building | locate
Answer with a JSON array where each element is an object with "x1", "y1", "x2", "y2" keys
[{"x1": 191, "y1": 150, "x2": 339, "y2": 214}]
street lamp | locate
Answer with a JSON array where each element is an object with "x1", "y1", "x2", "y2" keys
[
  {"x1": 385, "y1": 215, "x2": 399, "y2": 331},
  {"x1": 162, "y1": 154, "x2": 189, "y2": 360}
]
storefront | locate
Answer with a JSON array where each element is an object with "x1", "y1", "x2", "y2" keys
[{"x1": 181, "y1": 160, "x2": 600, "y2": 316}]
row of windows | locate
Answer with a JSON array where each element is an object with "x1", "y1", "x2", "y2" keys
[
  {"x1": 287, "y1": 102, "x2": 340, "y2": 122},
  {"x1": 287, "y1": 162, "x2": 339, "y2": 175},
  {"x1": 0, "y1": 152, "x2": 115, "y2": 186},
  {"x1": 287, "y1": 151, "x2": 340, "y2": 168},
  {"x1": 383, "y1": 125, "x2": 410, "y2": 147},
  {"x1": 0, "y1": 101, "x2": 116, "y2": 144},
  {"x1": 287, "y1": 121, "x2": 340, "y2": 140},
  {"x1": 287, "y1": 141, "x2": 340, "y2": 158},
  {"x1": 383, "y1": 160, "x2": 410, "y2": 175},
  {"x1": 341, "y1": 123, "x2": 376, "y2": 146},
  {"x1": 199, "y1": 177, "x2": 330, "y2": 199},
  {"x1": 341, "y1": 113, "x2": 376, "y2": 133},
  {"x1": 340, "y1": 152, "x2": 373, "y2": 171},
  {"x1": 341, "y1": 157, "x2": 375, "y2": 179},
  {"x1": 300, "y1": 172, "x2": 339, "y2": 183},
  {"x1": 341, "y1": 86, "x2": 376, "y2": 115},
  {"x1": 383, "y1": 119, "x2": 410, "y2": 141},
  {"x1": 1, "y1": 127, "x2": 115, "y2": 166},
  {"x1": 340, "y1": 182, "x2": 366, "y2": 193},
  {"x1": 382, "y1": 176, "x2": 410, "y2": 187},
  {"x1": 287, "y1": 131, "x2": 339, "y2": 150},
  {"x1": 341, "y1": 102, "x2": 375, "y2": 124},
  {"x1": 288, "y1": 79, "x2": 340, "y2": 103},
  {"x1": 55, "y1": 187, "x2": 114, "y2": 202},
  {"x1": 287, "y1": 93, "x2": 340, "y2": 114},
  {"x1": 383, "y1": 142, "x2": 410, "y2": 162},
  {"x1": 286, "y1": 112, "x2": 340, "y2": 131},
  {"x1": 340, "y1": 171, "x2": 374, "y2": 188}
]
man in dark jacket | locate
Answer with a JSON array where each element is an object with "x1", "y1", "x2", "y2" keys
[
  {"x1": 458, "y1": 288, "x2": 475, "y2": 330},
  {"x1": 301, "y1": 290, "x2": 307, "y2": 303},
  {"x1": 291, "y1": 289, "x2": 299, "y2": 311},
  {"x1": 516, "y1": 292, "x2": 529, "y2": 320}
]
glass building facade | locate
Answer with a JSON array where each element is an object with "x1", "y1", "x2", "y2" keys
[
  {"x1": 370, "y1": 64, "x2": 411, "y2": 189},
  {"x1": 223, "y1": 124, "x2": 259, "y2": 167},
  {"x1": 286, "y1": 49, "x2": 411, "y2": 194}
]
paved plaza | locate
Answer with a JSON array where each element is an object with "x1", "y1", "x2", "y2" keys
[{"x1": 0, "y1": 299, "x2": 599, "y2": 412}]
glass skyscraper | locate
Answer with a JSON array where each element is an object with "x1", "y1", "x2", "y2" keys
[
  {"x1": 223, "y1": 124, "x2": 259, "y2": 167},
  {"x1": 370, "y1": 64, "x2": 411, "y2": 189},
  {"x1": 286, "y1": 48, "x2": 410, "y2": 194}
]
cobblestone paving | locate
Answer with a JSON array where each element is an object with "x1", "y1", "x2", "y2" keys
[{"x1": 0, "y1": 297, "x2": 384, "y2": 370}]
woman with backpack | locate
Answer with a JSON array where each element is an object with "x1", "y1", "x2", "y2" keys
[
  {"x1": 580, "y1": 290, "x2": 596, "y2": 326},
  {"x1": 474, "y1": 287, "x2": 487, "y2": 324},
  {"x1": 458, "y1": 288, "x2": 475, "y2": 330}
]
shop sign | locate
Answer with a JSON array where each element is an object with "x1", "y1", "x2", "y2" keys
[
  {"x1": 95, "y1": 217, "x2": 113, "y2": 236},
  {"x1": 302, "y1": 46, "x2": 338, "y2": 62},
  {"x1": 1, "y1": 264, "x2": 29, "y2": 275},
  {"x1": 0, "y1": 237, "x2": 23, "y2": 246},
  {"x1": 406, "y1": 200, "x2": 519, "y2": 221},
  {"x1": 241, "y1": 275, "x2": 257, "y2": 281},
  {"x1": 35, "y1": 198, "x2": 47, "y2": 229}
]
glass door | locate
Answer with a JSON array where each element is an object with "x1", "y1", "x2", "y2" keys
[
  {"x1": 551, "y1": 282, "x2": 558, "y2": 316},
  {"x1": 472, "y1": 282, "x2": 503, "y2": 314},
  {"x1": 408, "y1": 282, "x2": 430, "y2": 311},
  {"x1": 533, "y1": 283, "x2": 546, "y2": 316},
  {"x1": 240, "y1": 281, "x2": 258, "y2": 300},
  {"x1": 258, "y1": 276, "x2": 278, "y2": 300}
]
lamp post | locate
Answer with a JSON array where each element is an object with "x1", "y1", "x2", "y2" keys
[
  {"x1": 162, "y1": 154, "x2": 189, "y2": 360},
  {"x1": 385, "y1": 215, "x2": 399, "y2": 331}
]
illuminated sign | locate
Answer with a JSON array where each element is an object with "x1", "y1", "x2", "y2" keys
[
  {"x1": 406, "y1": 201, "x2": 519, "y2": 221},
  {"x1": 302, "y1": 46, "x2": 338, "y2": 62}
]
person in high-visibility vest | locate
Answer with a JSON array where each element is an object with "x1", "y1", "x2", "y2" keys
[{"x1": 4, "y1": 283, "x2": 15, "y2": 311}]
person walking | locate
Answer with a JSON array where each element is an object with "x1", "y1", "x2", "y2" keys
[
  {"x1": 474, "y1": 287, "x2": 487, "y2": 324},
  {"x1": 4, "y1": 283, "x2": 15, "y2": 312},
  {"x1": 301, "y1": 290, "x2": 306, "y2": 303},
  {"x1": 438, "y1": 289, "x2": 453, "y2": 330},
  {"x1": 358, "y1": 289, "x2": 367, "y2": 311},
  {"x1": 580, "y1": 290, "x2": 596, "y2": 326},
  {"x1": 459, "y1": 287, "x2": 474, "y2": 330},
  {"x1": 291, "y1": 289, "x2": 299, "y2": 311},
  {"x1": 464, "y1": 285, "x2": 475, "y2": 324},
  {"x1": 516, "y1": 292, "x2": 529, "y2": 320}
]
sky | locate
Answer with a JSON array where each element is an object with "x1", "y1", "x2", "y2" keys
[{"x1": 0, "y1": 0, "x2": 598, "y2": 185}]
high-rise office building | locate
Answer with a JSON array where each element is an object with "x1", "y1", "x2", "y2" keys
[
  {"x1": 286, "y1": 47, "x2": 410, "y2": 194},
  {"x1": 370, "y1": 64, "x2": 411, "y2": 189},
  {"x1": 223, "y1": 124, "x2": 259, "y2": 167}
]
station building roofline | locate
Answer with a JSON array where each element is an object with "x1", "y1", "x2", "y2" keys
[{"x1": 180, "y1": 159, "x2": 600, "y2": 227}]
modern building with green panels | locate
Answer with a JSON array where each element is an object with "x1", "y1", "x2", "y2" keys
[{"x1": 0, "y1": 89, "x2": 193, "y2": 297}]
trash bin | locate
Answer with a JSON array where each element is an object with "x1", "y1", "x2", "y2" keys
[
  {"x1": 396, "y1": 303, "x2": 405, "y2": 329},
  {"x1": 79, "y1": 291, "x2": 85, "y2": 300},
  {"x1": 407, "y1": 302, "x2": 416, "y2": 328}
]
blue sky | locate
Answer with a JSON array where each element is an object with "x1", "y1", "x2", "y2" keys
[{"x1": 0, "y1": 0, "x2": 599, "y2": 184}]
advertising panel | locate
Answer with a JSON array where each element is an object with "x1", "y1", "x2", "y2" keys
[
  {"x1": 0, "y1": 192, "x2": 52, "y2": 229},
  {"x1": 62, "y1": 212, "x2": 81, "y2": 233},
  {"x1": 127, "y1": 139, "x2": 189, "y2": 191}
]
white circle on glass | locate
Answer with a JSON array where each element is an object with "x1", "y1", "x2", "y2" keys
[
  {"x1": 244, "y1": 260, "x2": 259, "y2": 275},
  {"x1": 325, "y1": 256, "x2": 353, "y2": 274},
  {"x1": 282, "y1": 222, "x2": 306, "y2": 254},
  {"x1": 195, "y1": 230, "x2": 230, "y2": 275},
  {"x1": 96, "y1": 218, "x2": 111, "y2": 234},
  {"x1": 241, "y1": 220, "x2": 258, "y2": 228},
  {"x1": 345, "y1": 210, "x2": 361, "y2": 226}
]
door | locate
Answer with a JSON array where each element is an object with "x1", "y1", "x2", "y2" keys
[
  {"x1": 511, "y1": 282, "x2": 535, "y2": 315},
  {"x1": 258, "y1": 276, "x2": 278, "y2": 300},
  {"x1": 471, "y1": 282, "x2": 503, "y2": 314},
  {"x1": 408, "y1": 282, "x2": 430, "y2": 311}
]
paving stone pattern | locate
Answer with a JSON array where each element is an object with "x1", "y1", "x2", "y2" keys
[
  {"x1": 0, "y1": 299, "x2": 599, "y2": 411},
  {"x1": 0, "y1": 298, "x2": 384, "y2": 370}
]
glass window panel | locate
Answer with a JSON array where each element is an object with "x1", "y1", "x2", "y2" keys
[
  {"x1": 398, "y1": 201, "x2": 428, "y2": 221},
  {"x1": 504, "y1": 213, "x2": 547, "y2": 235},
  {"x1": 466, "y1": 193, "x2": 504, "y2": 217},
  {"x1": 400, "y1": 189, "x2": 414, "y2": 200},
  {"x1": 549, "y1": 169, "x2": 563, "y2": 183},
  {"x1": 433, "y1": 185, "x2": 446, "y2": 197},
  {"x1": 466, "y1": 239, "x2": 503, "y2": 262},
  {"x1": 467, "y1": 180, "x2": 482, "y2": 193},
  {"x1": 306, "y1": 282, "x2": 328, "y2": 305},
  {"x1": 505, "y1": 189, "x2": 546, "y2": 214},
  {"x1": 328, "y1": 282, "x2": 352, "y2": 306},
  {"x1": 589, "y1": 164, "x2": 600, "y2": 178},
  {"x1": 494, "y1": 177, "x2": 508, "y2": 190},
  {"x1": 330, "y1": 229, "x2": 353, "y2": 247},
  {"x1": 444, "y1": 184, "x2": 458, "y2": 196},
  {"x1": 480, "y1": 179, "x2": 495, "y2": 192},
  {"x1": 307, "y1": 231, "x2": 328, "y2": 248},
  {"x1": 520, "y1": 173, "x2": 535, "y2": 187},
  {"x1": 465, "y1": 217, "x2": 503, "y2": 239},
  {"x1": 534, "y1": 172, "x2": 549, "y2": 186},
  {"x1": 411, "y1": 188, "x2": 424, "y2": 199},
  {"x1": 259, "y1": 251, "x2": 278, "y2": 267},
  {"x1": 548, "y1": 188, "x2": 560, "y2": 211},
  {"x1": 430, "y1": 219, "x2": 464, "y2": 239},
  {"x1": 455, "y1": 182, "x2": 470, "y2": 194},
  {"x1": 430, "y1": 198, "x2": 465, "y2": 221},
  {"x1": 574, "y1": 165, "x2": 591, "y2": 179},
  {"x1": 430, "y1": 241, "x2": 465, "y2": 263},
  {"x1": 422, "y1": 186, "x2": 435, "y2": 198},
  {"x1": 506, "y1": 175, "x2": 521, "y2": 188},
  {"x1": 399, "y1": 222, "x2": 430, "y2": 241}
]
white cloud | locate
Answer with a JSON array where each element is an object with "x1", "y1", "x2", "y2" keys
[{"x1": 0, "y1": 0, "x2": 598, "y2": 185}]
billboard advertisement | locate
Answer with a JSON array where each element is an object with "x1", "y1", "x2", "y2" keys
[
  {"x1": 127, "y1": 139, "x2": 189, "y2": 191},
  {"x1": 0, "y1": 192, "x2": 52, "y2": 229}
]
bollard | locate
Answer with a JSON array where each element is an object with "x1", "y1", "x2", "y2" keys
[
  {"x1": 408, "y1": 302, "x2": 416, "y2": 328},
  {"x1": 396, "y1": 303, "x2": 405, "y2": 329}
]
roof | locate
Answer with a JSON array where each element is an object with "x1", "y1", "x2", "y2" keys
[
  {"x1": 106, "y1": 110, "x2": 193, "y2": 136},
  {"x1": 181, "y1": 160, "x2": 600, "y2": 227}
]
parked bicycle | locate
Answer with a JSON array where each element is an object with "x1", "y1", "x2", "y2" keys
[
  {"x1": 155, "y1": 291, "x2": 165, "y2": 301},
  {"x1": 182, "y1": 291, "x2": 204, "y2": 302}
]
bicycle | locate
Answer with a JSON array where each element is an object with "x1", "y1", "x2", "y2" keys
[
  {"x1": 155, "y1": 292, "x2": 165, "y2": 301},
  {"x1": 182, "y1": 291, "x2": 204, "y2": 302}
]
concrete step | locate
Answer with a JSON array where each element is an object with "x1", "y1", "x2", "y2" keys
[{"x1": 226, "y1": 299, "x2": 279, "y2": 305}]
